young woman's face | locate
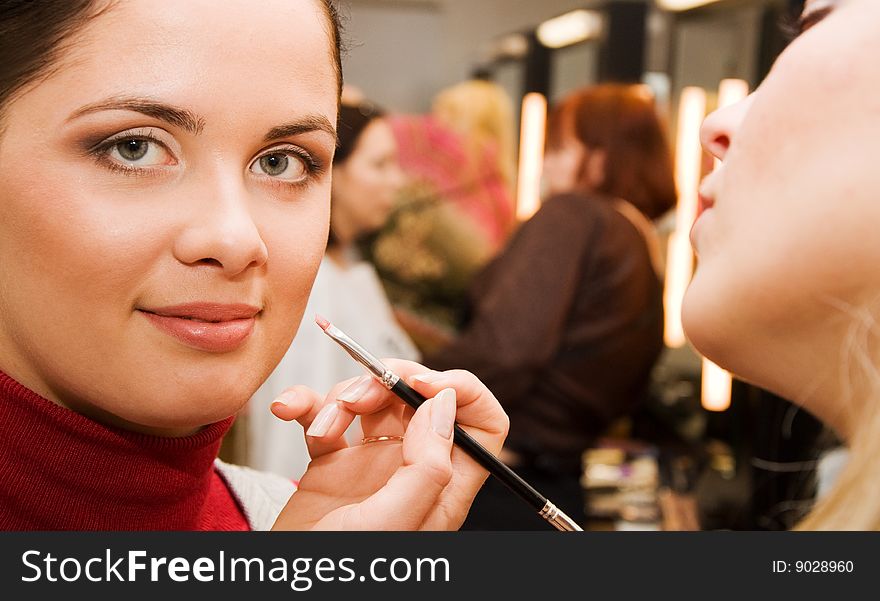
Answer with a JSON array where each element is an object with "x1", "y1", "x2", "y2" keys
[
  {"x1": 331, "y1": 119, "x2": 405, "y2": 239},
  {"x1": 684, "y1": 0, "x2": 879, "y2": 436},
  {"x1": 0, "y1": 0, "x2": 338, "y2": 435}
]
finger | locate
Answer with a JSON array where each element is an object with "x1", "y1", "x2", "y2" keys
[
  {"x1": 360, "y1": 404, "x2": 406, "y2": 440},
  {"x1": 401, "y1": 404, "x2": 416, "y2": 429},
  {"x1": 326, "y1": 361, "x2": 508, "y2": 530},
  {"x1": 331, "y1": 373, "x2": 388, "y2": 409},
  {"x1": 331, "y1": 361, "x2": 508, "y2": 458},
  {"x1": 326, "y1": 389, "x2": 456, "y2": 530},
  {"x1": 329, "y1": 365, "x2": 447, "y2": 415},
  {"x1": 406, "y1": 367, "x2": 509, "y2": 444},
  {"x1": 269, "y1": 386, "x2": 322, "y2": 422},
  {"x1": 402, "y1": 367, "x2": 510, "y2": 525},
  {"x1": 337, "y1": 362, "x2": 507, "y2": 440},
  {"x1": 306, "y1": 403, "x2": 358, "y2": 458},
  {"x1": 268, "y1": 385, "x2": 353, "y2": 458}
]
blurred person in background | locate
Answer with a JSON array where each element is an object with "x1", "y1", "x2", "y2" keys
[
  {"x1": 427, "y1": 83, "x2": 676, "y2": 529},
  {"x1": 247, "y1": 101, "x2": 420, "y2": 480},
  {"x1": 364, "y1": 80, "x2": 518, "y2": 353},
  {"x1": 431, "y1": 78, "x2": 517, "y2": 248}
]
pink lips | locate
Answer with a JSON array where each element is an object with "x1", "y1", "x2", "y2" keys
[
  {"x1": 690, "y1": 192, "x2": 716, "y2": 250},
  {"x1": 139, "y1": 302, "x2": 259, "y2": 353},
  {"x1": 696, "y1": 191, "x2": 715, "y2": 220}
]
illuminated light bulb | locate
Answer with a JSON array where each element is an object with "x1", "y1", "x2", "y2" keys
[
  {"x1": 664, "y1": 86, "x2": 706, "y2": 347},
  {"x1": 516, "y1": 93, "x2": 547, "y2": 221},
  {"x1": 536, "y1": 10, "x2": 604, "y2": 49},
  {"x1": 656, "y1": 0, "x2": 723, "y2": 11},
  {"x1": 702, "y1": 357, "x2": 732, "y2": 411}
]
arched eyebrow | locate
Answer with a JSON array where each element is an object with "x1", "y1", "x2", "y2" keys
[
  {"x1": 68, "y1": 96, "x2": 206, "y2": 134},
  {"x1": 67, "y1": 96, "x2": 338, "y2": 144},
  {"x1": 263, "y1": 116, "x2": 337, "y2": 144}
]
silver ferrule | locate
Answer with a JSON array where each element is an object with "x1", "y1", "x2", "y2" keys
[
  {"x1": 323, "y1": 323, "x2": 398, "y2": 388},
  {"x1": 538, "y1": 500, "x2": 584, "y2": 532},
  {"x1": 380, "y1": 370, "x2": 400, "y2": 390}
]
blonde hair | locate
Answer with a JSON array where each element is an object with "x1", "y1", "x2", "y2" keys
[
  {"x1": 797, "y1": 305, "x2": 880, "y2": 529},
  {"x1": 431, "y1": 80, "x2": 516, "y2": 192},
  {"x1": 797, "y1": 409, "x2": 880, "y2": 530}
]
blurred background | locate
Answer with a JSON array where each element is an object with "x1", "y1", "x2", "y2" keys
[
  {"x1": 237, "y1": 0, "x2": 839, "y2": 532},
  {"x1": 341, "y1": 0, "x2": 792, "y2": 113}
]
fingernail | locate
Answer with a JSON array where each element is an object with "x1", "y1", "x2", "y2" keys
[
  {"x1": 411, "y1": 371, "x2": 446, "y2": 385},
  {"x1": 431, "y1": 388, "x2": 456, "y2": 440},
  {"x1": 307, "y1": 402, "x2": 339, "y2": 437},
  {"x1": 272, "y1": 390, "x2": 298, "y2": 407},
  {"x1": 337, "y1": 375, "x2": 373, "y2": 404}
]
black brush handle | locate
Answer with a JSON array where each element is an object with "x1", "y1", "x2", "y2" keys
[{"x1": 390, "y1": 378, "x2": 547, "y2": 512}]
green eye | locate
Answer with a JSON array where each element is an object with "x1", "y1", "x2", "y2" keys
[
  {"x1": 116, "y1": 139, "x2": 149, "y2": 161},
  {"x1": 260, "y1": 153, "x2": 289, "y2": 176},
  {"x1": 102, "y1": 135, "x2": 171, "y2": 168},
  {"x1": 250, "y1": 149, "x2": 310, "y2": 182}
]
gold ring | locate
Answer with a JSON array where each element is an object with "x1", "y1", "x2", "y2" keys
[{"x1": 361, "y1": 435, "x2": 404, "y2": 445}]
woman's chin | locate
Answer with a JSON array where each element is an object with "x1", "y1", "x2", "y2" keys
[
  {"x1": 682, "y1": 278, "x2": 782, "y2": 398},
  {"x1": 110, "y1": 397, "x2": 242, "y2": 435},
  {"x1": 94, "y1": 376, "x2": 258, "y2": 436},
  {"x1": 681, "y1": 277, "x2": 736, "y2": 370}
]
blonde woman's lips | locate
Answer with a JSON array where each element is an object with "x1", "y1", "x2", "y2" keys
[
  {"x1": 696, "y1": 190, "x2": 715, "y2": 220},
  {"x1": 138, "y1": 302, "x2": 259, "y2": 353},
  {"x1": 689, "y1": 192, "x2": 713, "y2": 250}
]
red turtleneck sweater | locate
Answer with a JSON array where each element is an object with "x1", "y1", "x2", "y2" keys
[{"x1": 0, "y1": 370, "x2": 250, "y2": 530}]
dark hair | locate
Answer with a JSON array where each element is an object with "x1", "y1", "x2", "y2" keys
[
  {"x1": 0, "y1": 0, "x2": 344, "y2": 118},
  {"x1": 320, "y1": 0, "x2": 344, "y2": 98},
  {"x1": 326, "y1": 101, "x2": 385, "y2": 248},
  {"x1": 335, "y1": 102, "x2": 385, "y2": 164},
  {"x1": 546, "y1": 83, "x2": 677, "y2": 221},
  {"x1": 0, "y1": 0, "x2": 102, "y2": 117}
]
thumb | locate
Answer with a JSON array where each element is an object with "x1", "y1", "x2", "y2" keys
[{"x1": 323, "y1": 388, "x2": 457, "y2": 530}]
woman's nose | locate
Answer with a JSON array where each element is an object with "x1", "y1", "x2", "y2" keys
[
  {"x1": 700, "y1": 94, "x2": 753, "y2": 162},
  {"x1": 173, "y1": 179, "x2": 269, "y2": 277}
]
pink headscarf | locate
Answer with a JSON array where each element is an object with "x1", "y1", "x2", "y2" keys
[{"x1": 390, "y1": 114, "x2": 514, "y2": 251}]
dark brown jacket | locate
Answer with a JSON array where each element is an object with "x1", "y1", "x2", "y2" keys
[{"x1": 427, "y1": 192, "x2": 664, "y2": 462}]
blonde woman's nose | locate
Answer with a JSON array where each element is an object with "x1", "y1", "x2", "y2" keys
[{"x1": 700, "y1": 95, "x2": 753, "y2": 162}]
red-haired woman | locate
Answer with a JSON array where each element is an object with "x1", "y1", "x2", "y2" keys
[{"x1": 428, "y1": 84, "x2": 676, "y2": 530}]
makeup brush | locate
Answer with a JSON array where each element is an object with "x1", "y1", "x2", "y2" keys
[{"x1": 315, "y1": 314, "x2": 583, "y2": 532}]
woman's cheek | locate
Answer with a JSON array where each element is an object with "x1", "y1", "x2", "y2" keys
[{"x1": 266, "y1": 209, "x2": 327, "y2": 294}]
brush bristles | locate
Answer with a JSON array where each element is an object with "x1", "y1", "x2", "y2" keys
[{"x1": 315, "y1": 314, "x2": 331, "y2": 331}]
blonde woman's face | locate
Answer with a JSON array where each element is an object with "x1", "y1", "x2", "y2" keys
[
  {"x1": 683, "y1": 0, "x2": 880, "y2": 435},
  {"x1": 0, "y1": 0, "x2": 338, "y2": 435}
]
